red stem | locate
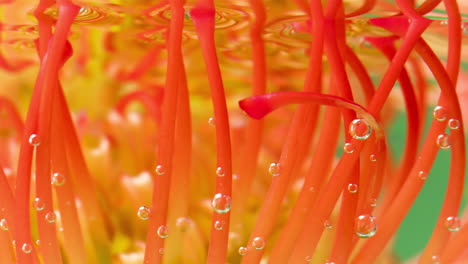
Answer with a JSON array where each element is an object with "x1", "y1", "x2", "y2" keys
[
  {"x1": 191, "y1": 1, "x2": 233, "y2": 262},
  {"x1": 143, "y1": 0, "x2": 185, "y2": 263}
]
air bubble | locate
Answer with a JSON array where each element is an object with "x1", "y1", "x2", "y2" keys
[
  {"x1": 214, "y1": 220, "x2": 224, "y2": 230},
  {"x1": 418, "y1": 171, "x2": 427, "y2": 180},
  {"x1": 137, "y1": 206, "x2": 151, "y2": 220},
  {"x1": 324, "y1": 220, "x2": 333, "y2": 229},
  {"x1": 22, "y1": 243, "x2": 32, "y2": 254},
  {"x1": 211, "y1": 193, "x2": 232, "y2": 214},
  {"x1": 45, "y1": 212, "x2": 56, "y2": 223},
  {"x1": 431, "y1": 255, "x2": 440, "y2": 264},
  {"x1": 51, "y1": 172, "x2": 65, "y2": 186},
  {"x1": 252, "y1": 237, "x2": 265, "y2": 250},
  {"x1": 238, "y1": 246, "x2": 248, "y2": 255},
  {"x1": 216, "y1": 166, "x2": 225, "y2": 177},
  {"x1": 158, "y1": 248, "x2": 165, "y2": 255},
  {"x1": 349, "y1": 119, "x2": 372, "y2": 140},
  {"x1": 370, "y1": 154, "x2": 377, "y2": 162},
  {"x1": 33, "y1": 197, "x2": 45, "y2": 211},
  {"x1": 28, "y1": 134, "x2": 40, "y2": 147},
  {"x1": 157, "y1": 225, "x2": 169, "y2": 238},
  {"x1": 347, "y1": 183, "x2": 358, "y2": 193},
  {"x1": 0, "y1": 219, "x2": 8, "y2": 231},
  {"x1": 445, "y1": 216, "x2": 461, "y2": 232},
  {"x1": 155, "y1": 165, "x2": 165, "y2": 175},
  {"x1": 208, "y1": 117, "x2": 215, "y2": 126},
  {"x1": 432, "y1": 106, "x2": 447, "y2": 121},
  {"x1": 268, "y1": 163, "x2": 280, "y2": 176},
  {"x1": 355, "y1": 214, "x2": 377, "y2": 238},
  {"x1": 436, "y1": 134, "x2": 452, "y2": 150},
  {"x1": 448, "y1": 119, "x2": 460, "y2": 130},
  {"x1": 343, "y1": 143, "x2": 354, "y2": 153}
]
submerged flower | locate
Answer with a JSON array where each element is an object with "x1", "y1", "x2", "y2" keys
[{"x1": 0, "y1": 0, "x2": 467, "y2": 263}]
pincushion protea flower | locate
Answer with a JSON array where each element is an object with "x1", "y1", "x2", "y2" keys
[{"x1": 0, "y1": 0, "x2": 467, "y2": 263}]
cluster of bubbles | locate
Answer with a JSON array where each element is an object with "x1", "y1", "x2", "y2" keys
[
  {"x1": 343, "y1": 118, "x2": 373, "y2": 154},
  {"x1": 432, "y1": 105, "x2": 462, "y2": 150}
]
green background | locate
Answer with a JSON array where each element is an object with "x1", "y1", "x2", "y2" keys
[{"x1": 390, "y1": 108, "x2": 467, "y2": 261}]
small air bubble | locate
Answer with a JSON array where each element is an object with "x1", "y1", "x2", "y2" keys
[
  {"x1": 324, "y1": 220, "x2": 333, "y2": 229},
  {"x1": 157, "y1": 225, "x2": 169, "y2": 238},
  {"x1": 0, "y1": 219, "x2": 8, "y2": 231},
  {"x1": 33, "y1": 197, "x2": 45, "y2": 211},
  {"x1": 211, "y1": 193, "x2": 232, "y2": 214},
  {"x1": 155, "y1": 165, "x2": 165, "y2": 175},
  {"x1": 347, "y1": 183, "x2": 358, "y2": 193},
  {"x1": 214, "y1": 220, "x2": 224, "y2": 230},
  {"x1": 137, "y1": 206, "x2": 151, "y2": 220},
  {"x1": 238, "y1": 246, "x2": 248, "y2": 255},
  {"x1": 436, "y1": 134, "x2": 452, "y2": 150},
  {"x1": 349, "y1": 119, "x2": 372, "y2": 140},
  {"x1": 28, "y1": 134, "x2": 40, "y2": 147},
  {"x1": 268, "y1": 163, "x2": 280, "y2": 176},
  {"x1": 355, "y1": 214, "x2": 377, "y2": 238},
  {"x1": 208, "y1": 117, "x2": 215, "y2": 126},
  {"x1": 431, "y1": 255, "x2": 440, "y2": 264},
  {"x1": 370, "y1": 154, "x2": 377, "y2": 162},
  {"x1": 343, "y1": 143, "x2": 354, "y2": 154},
  {"x1": 45, "y1": 212, "x2": 56, "y2": 223},
  {"x1": 418, "y1": 171, "x2": 427, "y2": 180},
  {"x1": 216, "y1": 166, "x2": 225, "y2": 177},
  {"x1": 445, "y1": 216, "x2": 461, "y2": 232},
  {"x1": 158, "y1": 248, "x2": 165, "y2": 255},
  {"x1": 252, "y1": 237, "x2": 265, "y2": 250},
  {"x1": 22, "y1": 243, "x2": 32, "y2": 254},
  {"x1": 432, "y1": 106, "x2": 447, "y2": 121},
  {"x1": 448, "y1": 119, "x2": 460, "y2": 130},
  {"x1": 51, "y1": 172, "x2": 65, "y2": 186}
]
